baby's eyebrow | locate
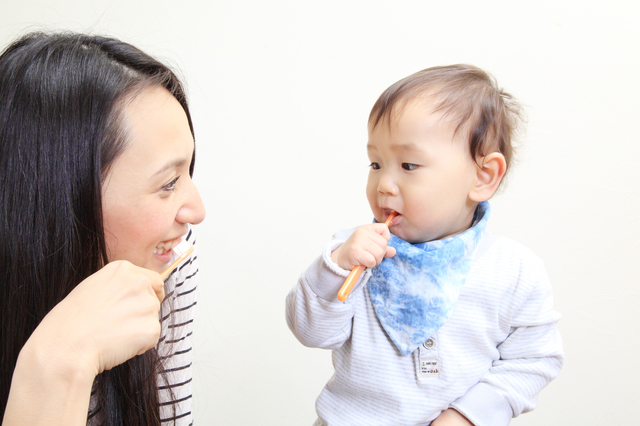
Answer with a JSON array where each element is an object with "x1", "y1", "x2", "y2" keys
[
  {"x1": 367, "y1": 142, "x2": 425, "y2": 154},
  {"x1": 393, "y1": 142, "x2": 424, "y2": 153}
]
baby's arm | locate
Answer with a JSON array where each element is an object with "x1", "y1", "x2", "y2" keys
[
  {"x1": 286, "y1": 224, "x2": 395, "y2": 349},
  {"x1": 431, "y1": 409, "x2": 473, "y2": 426},
  {"x1": 450, "y1": 267, "x2": 564, "y2": 426}
]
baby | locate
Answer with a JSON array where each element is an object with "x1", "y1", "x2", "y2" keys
[{"x1": 286, "y1": 65, "x2": 564, "y2": 426}]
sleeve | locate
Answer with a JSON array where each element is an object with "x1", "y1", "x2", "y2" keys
[
  {"x1": 451, "y1": 266, "x2": 564, "y2": 426},
  {"x1": 285, "y1": 237, "x2": 361, "y2": 350}
]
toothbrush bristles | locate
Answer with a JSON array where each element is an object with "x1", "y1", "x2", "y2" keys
[
  {"x1": 160, "y1": 240, "x2": 194, "y2": 279},
  {"x1": 172, "y1": 240, "x2": 192, "y2": 256}
]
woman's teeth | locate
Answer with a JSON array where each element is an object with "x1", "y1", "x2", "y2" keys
[{"x1": 154, "y1": 238, "x2": 180, "y2": 255}]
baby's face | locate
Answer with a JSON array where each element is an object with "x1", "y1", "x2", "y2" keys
[{"x1": 366, "y1": 99, "x2": 479, "y2": 244}]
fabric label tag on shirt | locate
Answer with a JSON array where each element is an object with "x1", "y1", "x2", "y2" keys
[{"x1": 419, "y1": 358, "x2": 440, "y2": 377}]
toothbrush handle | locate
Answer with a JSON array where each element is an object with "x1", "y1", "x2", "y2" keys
[
  {"x1": 160, "y1": 246, "x2": 194, "y2": 279},
  {"x1": 337, "y1": 265, "x2": 365, "y2": 302},
  {"x1": 337, "y1": 211, "x2": 396, "y2": 302}
]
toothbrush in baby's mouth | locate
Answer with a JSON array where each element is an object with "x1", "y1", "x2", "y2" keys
[
  {"x1": 337, "y1": 211, "x2": 397, "y2": 302},
  {"x1": 160, "y1": 239, "x2": 193, "y2": 279}
]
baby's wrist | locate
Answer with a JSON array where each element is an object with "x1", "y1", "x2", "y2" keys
[
  {"x1": 330, "y1": 246, "x2": 343, "y2": 268},
  {"x1": 331, "y1": 249, "x2": 354, "y2": 271},
  {"x1": 322, "y1": 240, "x2": 351, "y2": 278}
]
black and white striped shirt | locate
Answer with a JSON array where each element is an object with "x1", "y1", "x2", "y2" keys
[
  {"x1": 88, "y1": 228, "x2": 199, "y2": 425},
  {"x1": 157, "y1": 228, "x2": 198, "y2": 425}
]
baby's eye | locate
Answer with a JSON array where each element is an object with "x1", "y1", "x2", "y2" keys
[
  {"x1": 369, "y1": 162, "x2": 381, "y2": 170},
  {"x1": 162, "y1": 176, "x2": 180, "y2": 192},
  {"x1": 402, "y1": 163, "x2": 418, "y2": 171}
]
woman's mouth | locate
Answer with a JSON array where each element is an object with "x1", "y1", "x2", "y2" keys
[{"x1": 154, "y1": 237, "x2": 182, "y2": 256}]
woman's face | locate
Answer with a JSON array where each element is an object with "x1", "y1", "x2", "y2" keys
[{"x1": 102, "y1": 85, "x2": 206, "y2": 273}]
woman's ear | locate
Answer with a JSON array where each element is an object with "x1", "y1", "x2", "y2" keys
[{"x1": 469, "y1": 152, "x2": 506, "y2": 202}]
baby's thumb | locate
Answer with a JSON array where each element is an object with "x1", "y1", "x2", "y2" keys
[{"x1": 385, "y1": 246, "x2": 396, "y2": 258}]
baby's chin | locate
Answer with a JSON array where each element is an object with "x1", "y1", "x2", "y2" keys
[
  {"x1": 389, "y1": 228, "x2": 418, "y2": 244},
  {"x1": 393, "y1": 226, "x2": 442, "y2": 244}
]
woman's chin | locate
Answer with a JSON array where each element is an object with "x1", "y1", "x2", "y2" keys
[{"x1": 143, "y1": 251, "x2": 173, "y2": 273}]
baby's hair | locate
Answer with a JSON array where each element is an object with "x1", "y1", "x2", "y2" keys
[{"x1": 369, "y1": 64, "x2": 523, "y2": 179}]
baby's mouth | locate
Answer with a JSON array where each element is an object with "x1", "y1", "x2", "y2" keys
[
  {"x1": 154, "y1": 238, "x2": 181, "y2": 256},
  {"x1": 382, "y1": 208, "x2": 398, "y2": 217},
  {"x1": 381, "y1": 209, "x2": 401, "y2": 227}
]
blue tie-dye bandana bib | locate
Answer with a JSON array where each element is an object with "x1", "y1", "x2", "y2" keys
[{"x1": 369, "y1": 201, "x2": 490, "y2": 356}]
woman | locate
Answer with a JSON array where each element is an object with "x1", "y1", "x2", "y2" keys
[{"x1": 0, "y1": 32, "x2": 206, "y2": 425}]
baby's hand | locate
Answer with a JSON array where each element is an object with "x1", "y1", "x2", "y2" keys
[
  {"x1": 331, "y1": 223, "x2": 396, "y2": 271},
  {"x1": 431, "y1": 408, "x2": 473, "y2": 426}
]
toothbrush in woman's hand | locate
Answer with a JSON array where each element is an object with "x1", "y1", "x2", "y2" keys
[
  {"x1": 337, "y1": 211, "x2": 397, "y2": 302},
  {"x1": 160, "y1": 240, "x2": 194, "y2": 279}
]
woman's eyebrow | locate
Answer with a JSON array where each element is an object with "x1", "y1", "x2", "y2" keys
[{"x1": 153, "y1": 158, "x2": 189, "y2": 177}]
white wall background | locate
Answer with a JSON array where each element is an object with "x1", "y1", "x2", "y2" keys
[{"x1": 2, "y1": 1, "x2": 638, "y2": 424}]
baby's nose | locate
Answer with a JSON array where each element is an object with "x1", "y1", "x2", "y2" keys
[{"x1": 377, "y1": 174, "x2": 399, "y2": 196}]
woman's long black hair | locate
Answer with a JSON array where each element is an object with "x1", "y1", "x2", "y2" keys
[{"x1": 0, "y1": 32, "x2": 194, "y2": 425}]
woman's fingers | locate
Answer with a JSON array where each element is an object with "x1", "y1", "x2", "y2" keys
[
  {"x1": 33, "y1": 261, "x2": 166, "y2": 376},
  {"x1": 139, "y1": 267, "x2": 165, "y2": 302}
]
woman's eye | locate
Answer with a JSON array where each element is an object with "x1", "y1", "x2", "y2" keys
[
  {"x1": 162, "y1": 176, "x2": 180, "y2": 192},
  {"x1": 369, "y1": 162, "x2": 381, "y2": 170},
  {"x1": 402, "y1": 163, "x2": 418, "y2": 171}
]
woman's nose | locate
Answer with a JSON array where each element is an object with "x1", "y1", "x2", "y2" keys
[{"x1": 177, "y1": 179, "x2": 206, "y2": 225}]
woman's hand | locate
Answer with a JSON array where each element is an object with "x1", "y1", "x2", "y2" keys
[
  {"x1": 431, "y1": 408, "x2": 474, "y2": 426},
  {"x1": 3, "y1": 261, "x2": 165, "y2": 426},
  {"x1": 331, "y1": 223, "x2": 396, "y2": 271},
  {"x1": 47, "y1": 260, "x2": 166, "y2": 375}
]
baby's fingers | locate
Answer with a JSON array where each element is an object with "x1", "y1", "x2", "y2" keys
[
  {"x1": 371, "y1": 222, "x2": 392, "y2": 240},
  {"x1": 357, "y1": 249, "x2": 381, "y2": 269},
  {"x1": 385, "y1": 245, "x2": 396, "y2": 258},
  {"x1": 359, "y1": 238, "x2": 390, "y2": 268},
  {"x1": 367, "y1": 231, "x2": 393, "y2": 257}
]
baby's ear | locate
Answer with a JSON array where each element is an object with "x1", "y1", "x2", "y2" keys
[{"x1": 468, "y1": 152, "x2": 506, "y2": 202}]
